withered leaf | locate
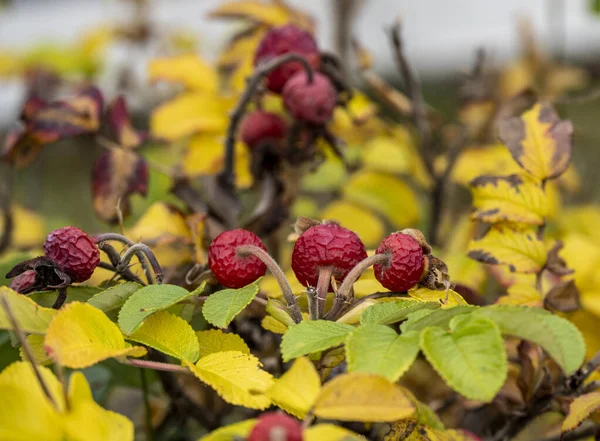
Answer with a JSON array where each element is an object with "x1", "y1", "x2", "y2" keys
[
  {"x1": 92, "y1": 148, "x2": 149, "y2": 224},
  {"x1": 544, "y1": 279, "x2": 580, "y2": 313},
  {"x1": 6, "y1": 255, "x2": 70, "y2": 292},
  {"x1": 104, "y1": 96, "x2": 146, "y2": 150},
  {"x1": 544, "y1": 240, "x2": 574, "y2": 277},
  {"x1": 498, "y1": 102, "x2": 573, "y2": 181}
]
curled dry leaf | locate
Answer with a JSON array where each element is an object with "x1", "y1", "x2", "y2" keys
[
  {"x1": 544, "y1": 279, "x2": 580, "y2": 313},
  {"x1": 103, "y1": 96, "x2": 145, "y2": 150},
  {"x1": 92, "y1": 148, "x2": 149, "y2": 224}
]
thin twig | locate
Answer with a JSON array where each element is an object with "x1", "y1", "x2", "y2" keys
[
  {"x1": 121, "y1": 358, "x2": 190, "y2": 374},
  {"x1": 539, "y1": 423, "x2": 600, "y2": 441},
  {"x1": 219, "y1": 53, "x2": 315, "y2": 192},
  {"x1": 0, "y1": 296, "x2": 60, "y2": 410},
  {"x1": 52, "y1": 287, "x2": 67, "y2": 309},
  {"x1": 116, "y1": 243, "x2": 164, "y2": 284}
]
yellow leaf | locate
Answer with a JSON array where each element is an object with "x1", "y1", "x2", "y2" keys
[
  {"x1": 20, "y1": 334, "x2": 52, "y2": 365},
  {"x1": 0, "y1": 362, "x2": 64, "y2": 441},
  {"x1": 0, "y1": 287, "x2": 57, "y2": 334},
  {"x1": 496, "y1": 284, "x2": 543, "y2": 307},
  {"x1": 266, "y1": 357, "x2": 321, "y2": 419},
  {"x1": 128, "y1": 311, "x2": 200, "y2": 362},
  {"x1": 151, "y1": 92, "x2": 230, "y2": 141},
  {"x1": 313, "y1": 373, "x2": 415, "y2": 422},
  {"x1": 208, "y1": 1, "x2": 291, "y2": 26},
  {"x1": 304, "y1": 424, "x2": 367, "y2": 441},
  {"x1": 336, "y1": 299, "x2": 378, "y2": 325},
  {"x1": 185, "y1": 350, "x2": 273, "y2": 409},
  {"x1": 343, "y1": 172, "x2": 420, "y2": 228},
  {"x1": 148, "y1": 54, "x2": 217, "y2": 92},
  {"x1": 196, "y1": 329, "x2": 250, "y2": 358},
  {"x1": 261, "y1": 315, "x2": 288, "y2": 334},
  {"x1": 498, "y1": 102, "x2": 573, "y2": 181},
  {"x1": 64, "y1": 372, "x2": 134, "y2": 441},
  {"x1": 199, "y1": 419, "x2": 256, "y2": 441},
  {"x1": 45, "y1": 302, "x2": 146, "y2": 369},
  {"x1": 302, "y1": 151, "x2": 348, "y2": 192},
  {"x1": 569, "y1": 310, "x2": 600, "y2": 359},
  {"x1": 468, "y1": 226, "x2": 547, "y2": 274},
  {"x1": 443, "y1": 253, "x2": 486, "y2": 292},
  {"x1": 451, "y1": 144, "x2": 523, "y2": 187},
  {"x1": 557, "y1": 207, "x2": 600, "y2": 245},
  {"x1": 408, "y1": 287, "x2": 467, "y2": 307},
  {"x1": 470, "y1": 174, "x2": 548, "y2": 225},
  {"x1": 321, "y1": 200, "x2": 385, "y2": 248},
  {"x1": 182, "y1": 134, "x2": 253, "y2": 189},
  {"x1": 563, "y1": 392, "x2": 600, "y2": 432},
  {"x1": 3, "y1": 205, "x2": 46, "y2": 248},
  {"x1": 362, "y1": 134, "x2": 413, "y2": 175}
]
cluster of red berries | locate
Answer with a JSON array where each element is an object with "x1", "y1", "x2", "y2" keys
[
  {"x1": 7, "y1": 226, "x2": 100, "y2": 294},
  {"x1": 240, "y1": 24, "x2": 338, "y2": 153},
  {"x1": 208, "y1": 219, "x2": 441, "y2": 298}
]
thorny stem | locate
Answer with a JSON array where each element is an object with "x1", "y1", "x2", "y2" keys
[
  {"x1": 52, "y1": 287, "x2": 67, "y2": 309},
  {"x1": 0, "y1": 296, "x2": 60, "y2": 410},
  {"x1": 117, "y1": 243, "x2": 164, "y2": 284},
  {"x1": 316, "y1": 266, "x2": 333, "y2": 319},
  {"x1": 219, "y1": 53, "x2": 315, "y2": 192},
  {"x1": 327, "y1": 254, "x2": 391, "y2": 320},
  {"x1": 236, "y1": 245, "x2": 303, "y2": 323}
]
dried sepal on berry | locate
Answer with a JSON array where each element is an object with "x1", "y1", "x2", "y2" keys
[{"x1": 5, "y1": 256, "x2": 71, "y2": 293}]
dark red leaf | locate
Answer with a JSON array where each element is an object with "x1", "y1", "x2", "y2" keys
[{"x1": 104, "y1": 96, "x2": 146, "y2": 149}]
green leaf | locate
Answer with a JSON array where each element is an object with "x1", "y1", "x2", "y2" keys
[
  {"x1": 87, "y1": 283, "x2": 141, "y2": 317},
  {"x1": 29, "y1": 286, "x2": 103, "y2": 308},
  {"x1": 360, "y1": 300, "x2": 440, "y2": 325},
  {"x1": 346, "y1": 325, "x2": 420, "y2": 382},
  {"x1": 401, "y1": 306, "x2": 476, "y2": 333},
  {"x1": 202, "y1": 282, "x2": 259, "y2": 329},
  {"x1": 473, "y1": 305, "x2": 585, "y2": 374},
  {"x1": 421, "y1": 315, "x2": 507, "y2": 402},
  {"x1": 118, "y1": 283, "x2": 202, "y2": 335},
  {"x1": 128, "y1": 311, "x2": 200, "y2": 362},
  {"x1": 281, "y1": 320, "x2": 354, "y2": 362}
]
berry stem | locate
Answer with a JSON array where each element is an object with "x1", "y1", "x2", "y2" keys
[
  {"x1": 316, "y1": 266, "x2": 333, "y2": 319},
  {"x1": 236, "y1": 244, "x2": 303, "y2": 323},
  {"x1": 306, "y1": 287, "x2": 318, "y2": 320},
  {"x1": 117, "y1": 243, "x2": 164, "y2": 284},
  {"x1": 0, "y1": 296, "x2": 60, "y2": 410},
  {"x1": 52, "y1": 287, "x2": 67, "y2": 309},
  {"x1": 326, "y1": 253, "x2": 391, "y2": 320},
  {"x1": 94, "y1": 233, "x2": 156, "y2": 284},
  {"x1": 97, "y1": 242, "x2": 146, "y2": 285},
  {"x1": 219, "y1": 53, "x2": 315, "y2": 193}
]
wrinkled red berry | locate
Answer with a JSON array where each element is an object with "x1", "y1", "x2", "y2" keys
[
  {"x1": 291, "y1": 223, "x2": 367, "y2": 287},
  {"x1": 9, "y1": 270, "x2": 36, "y2": 293},
  {"x1": 208, "y1": 229, "x2": 267, "y2": 289},
  {"x1": 254, "y1": 24, "x2": 320, "y2": 94},
  {"x1": 43, "y1": 226, "x2": 100, "y2": 283},
  {"x1": 240, "y1": 111, "x2": 288, "y2": 149},
  {"x1": 374, "y1": 232, "x2": 425, "y2": 292},
  {"x1": 248, "y1": 412, "x2": 303, "y2": 441},
  {"x1": 282, "y1": 72, "x2": 337, "y2": 125}
]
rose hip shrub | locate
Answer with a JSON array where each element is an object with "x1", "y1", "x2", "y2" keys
[{"x1": 0, "y1": 1, "x2": 598, "y2": 441}]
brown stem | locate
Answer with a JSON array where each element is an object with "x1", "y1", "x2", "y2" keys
[
  {"x1": 326, "y1": 254, "x2": 391, "y2": 320},
  {"x1": 0, "y1": 296, "x2": 60, "y2": 410},
  {"x1": 316, "y1": 266, "x2": 333, "y2": 319},
  {"x1": 306, "y1": 287, "x2": 318, "y2": 320},
  {"x1": 219, "y1": 53, "x2": 315, "y2": 192},
  {"x1": 121, "y1": 358, "x2": 190, "y2": 374},
  {"x1": 116, "y1": 243, "x2": 164, "y2": 284},
  {"x1": 52, "y1": 287, "x2": 67, "y2": 309},
  {"x1": 236, "y1": 245, "x2": 302, "y2": 323},
  {"x1": 94, "y1": 233, "x2": 155, "y2": 284}
]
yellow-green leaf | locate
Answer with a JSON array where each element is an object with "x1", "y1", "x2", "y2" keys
[
  {"x1": 343, "y1": 171, "x2": 420, "y2": 228},
  {"x1": 45, "y1": 302, "x2": 146, "y2": 369},
  {"x1": 185, "y1": 350, "x2": 273, "y2": 409},
  {"x1": 0, "y1": 286, "x2": 57, "y2": 334},
  {"x1": 563, "y1": 392, "x2": 600, "y2": 432},
  {"x1": 196, "y1": 329, "x2": 250, "y2": 358},
  {"x1": 361, "y1": 134, "x2": 413, "y2": 175},
  {"x1": 20, "y1": 334, "x2": 52, "y2": 365},
  {"x1": 198, "y1": 419, "x2": 256, "y2": 441},
  {"x1": 451, "y1": 144, "x2": 522, "y2": 186},
  {"x1": 148, "y1": 54, "x2": 218, "y2": 92},
  {"x1": 321, "y1": 200, "x2": 385, "y2": 248},
  {"x1": 496, "y1": 284, "x2": 543, "y2": 307},
  {"x1": 208, "y1": 1, "x2": 291, "y2": 25},
  {"x1": 313, "y1": 372, "x2": 415, "y2": 422},
  {"x1": 150, "y1": 92, "x2": 230, "y2": 141},
  {"x1": 498, "y1": 102, "x2": 573, "y2": 181},
  {"x1": 266, "y1": 357, "x2": 321, "y2": 419},
  {"x1": 470, "y1": 174, "x2": 548, "y2": 225},
  {"x1": 304, "y1": 424, "x2": 367, "y2": 441},
  {"x1": 468, "y1": 226, "x2": 547, "y2": 273},
  {"x1": 128, "y1": 310, "x2": 200, "y2": 362},
  {"x1": 408, "y1": 287, "x2": 467, "y2": 307}
]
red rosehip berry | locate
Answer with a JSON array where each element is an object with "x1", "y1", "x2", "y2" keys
[
  {"x1": 240, "y1": 111, "x2": 288, "y2": 150},
  {"x1": 43, "y1": 226, "x2": 100, "y2": 283},
  {"x1": 282, "y1": 72, "x2": 337, "y2": 125},
  {"x1": 9, "y1": 270, "x2": 36, "y2": 293},
  {"x1": 254, "y1": 24, "x2": 320, "y2": 94},
  {"x1": 248, "y1": 412, "x2": 303, "y2": 441},
  {"x1": 373, "y1": 232, "x2": 425, "y2": 292},
  {"x1": 208, "y1": 229, "x2": 267, "y2": 289},
  {"x1": 291, "y1": 223, "x2": 367, "y2": 287}
]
